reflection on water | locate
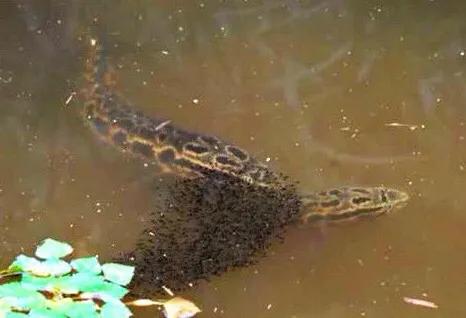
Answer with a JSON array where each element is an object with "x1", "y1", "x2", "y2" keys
[{"x1": 1, "y1": 0, "x2": 466, "y2": 317}]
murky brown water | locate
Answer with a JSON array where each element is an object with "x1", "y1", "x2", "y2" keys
[{"x1": 1, "y1": 1, "x2": 466, "y2": 317}]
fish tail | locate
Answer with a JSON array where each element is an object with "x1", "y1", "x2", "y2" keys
[{"x1": 82, "y1": 35, "x2": 115, "y2": 99}]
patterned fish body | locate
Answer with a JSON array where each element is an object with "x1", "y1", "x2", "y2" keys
[{"x1": 81, "y1": 38, "x2": 409, "y2": 223}]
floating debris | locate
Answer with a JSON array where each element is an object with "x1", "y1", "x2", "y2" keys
[
  {"x1": 155, "y1": 120, "x2": 172, "y2": 131},
  {"x1": 162, "y1": 285, "x2": 175, "y2": 296},
  {"x1": 385, "y1": 122, "x2": 425, "y2": 131},
  {"x1": 403, "y1": 296, "x2": 438, "y2": 309},
  {"x1": 162, "y1": 297, "x2": 201, "y2": 318},
  {"x1": 64, "y1": 91, "x2": 76, "y2": 106},
  {"x1": 128, "y1": 296, "x2": 201, "y2": 318}
]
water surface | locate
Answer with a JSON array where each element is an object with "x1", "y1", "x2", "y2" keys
[{"x1": 1, "y1": 1, "x2": 466, "y2": 317}]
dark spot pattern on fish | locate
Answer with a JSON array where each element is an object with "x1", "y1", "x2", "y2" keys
[
  {"x1": 131, "y1": 142, "x2": 154, "y2": 158},
  {"x1": 226, "y1": 146, "x2": 249, "y2": 161}
]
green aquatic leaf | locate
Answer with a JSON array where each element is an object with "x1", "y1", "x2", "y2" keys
[
  {"x1": 22, "y1": 273, "x2": 106, "y2": 296},
  {"x1": 44, "y1": 298, "x2": 74, "y2": 316},
  {"x1": 35, "y1": 239, "x2": 73, "y2": 260},
  {"x1": 10, "y1": 257, "x2": 71, "y2": 277},
  {"x1": 70, "y1": 257, "x2": 101, "y2": 275},
  {"x1": 79, "y1": 292, "x2": 115, "y2": 304},
  {"x1": 28, "y1": 308, "x2": 67, "y2": 318},
  {"x1": 0, "y1": 299, "x2": 12, "y2": 312},
  {"x1": 0, "y1": 239, "x2": 138, "y2": 318},
  {"x1": 20, "y1": 274, "x2": 54, "y2": 292},
  {"x1": 61, "y1": 273, "x2": 128, "y2": 298},
  {"x1": 4, "y1": 266, "x2": 22, "y2": 275},
  {"x1": 59, "y1": 300, "x2": 98, "y2": 318},
  {"x1": 5, "y1": 312, "x2": 28, "y2": 318},
  {"x1": 9, "y1": 255, "x2": 40, "y2": 273},
  {"x1": 37, "y1": 275, "x2": 78, "y2": 295},
  {"x1": 85, "y1": 281, "x2": 128, "y2": 299},
  {"x1": 100, "y1": 299, "x2": 132, "y2": 318},
  {"x1": 63, "y1": 273, "x2": 105, "y2": 292},
  {"x1": 101, "y1": 263, "x2": 134, "y2": 286},
  {"x1": 40, "y1": 259, "x2": 71, "y2": 277},
  {"x1": 0, "y1": 282, "x2": 46, "y2": 310},
  {"x1": 20, "y1": 274, "x2": 77, "y2": 295}
]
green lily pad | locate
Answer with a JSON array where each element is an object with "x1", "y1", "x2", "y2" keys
[
  {"x1": 20, "y1": 274, "x2": 78, "y2": 295},
  {"x1": 70, "y1": 257, "x2": 101, "y2": 275},
  {"x1": 9, "y1": 255, "x2": 40, "y2": 273},
  {"x1": 60, "y1": 300, "x2": 98, "y2": 318},
  {"x1": 100, "y1": 299, "x2": 132, "y2": 318},
  {"x1": 28, "y1": 308, "x2": 67, "y2": 318},
  {"x1": 0, "y1": 282, "x2": 46, "y2": 310},
  {"x1": 80, "y1": 291, "x2": 127, "y2": 308},
  {"x1": 40, "y1": 275, "x2": 79, "y2": 295},
  {"x1": 35, "y1": 239, "x2": 73, "y2": 260},
  {"x1": 0, "y1": 239, "x2": 139, "y2": 318},
  {"x1": 40, "y1": 259, "x2": 71, "y2": 277},
  {"x1": 61, "y1": 273, "x2": 128, "y2": 298},
  {"x1": 5, "y1": 312, "x2": 28, "y2": 318},
  {"x1": 44, "y1": 298, "x2": 74, "y2": 316},
  {"x1": 84, "y1": 281, "x2": 128, "y2": 299},
  {"x1": 10, "y1": 258, "x2": 71, "y2": 277},
  {"x1": 101, "y1": 264, "x2": 134, "y2": 286},
  {"x1": 20, "y1": 274, "x2": 54, "y2": 292},
  {"x1": 0, "y1": 300, "x2": 12, "y2": 311},
  {"x1": 22, "y1": 273, "x2": 101, "y2": 295},
  {"x1": 63, "y1": 273, "x2": 105, "y2": 292}
]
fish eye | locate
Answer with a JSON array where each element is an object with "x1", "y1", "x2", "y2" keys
[{"x1": 381, "y1": 190, "x2": 388, "y2": 203}]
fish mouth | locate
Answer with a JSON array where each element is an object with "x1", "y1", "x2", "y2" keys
[
  {"x1": 397, "y1": 192, "x2": 410, "y2": 208},
  {"x1": 386, "y1": 188, "x2": 410, "y2": 205},
  {"x1": 379, "y1": 188, "x2": 409, "y2": 215},
  {"x1": 391, "y1": 194, "x2": 410, "y2": 213},
  {"x1": 397, "y1": 191, "x2": 410, "y2": 205}
]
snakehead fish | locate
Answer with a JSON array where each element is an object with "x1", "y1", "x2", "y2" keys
[{"x1": 79, "y1": 38, "x2": 408, "y2": 225}]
